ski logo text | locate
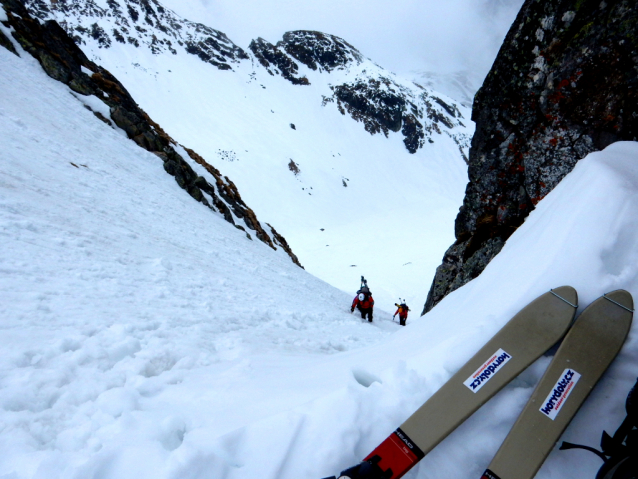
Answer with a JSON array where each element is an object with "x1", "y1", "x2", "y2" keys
[
  {"x1": 463, "y1": 349, "x2": 512, "y2": 393},
  {"x1": 539, "y1": 368, "x2": 581, "y2": 420},
  {"x1": 395, "y1": 428, "x2": 425, "y2": 460}
]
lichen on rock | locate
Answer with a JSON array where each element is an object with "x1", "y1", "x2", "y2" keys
[{"x1": 423, "y1": 0, "x2": 638, "y2": 314}]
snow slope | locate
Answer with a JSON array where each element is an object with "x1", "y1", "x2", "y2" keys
[
  {"x1": 103, "y1": 45, "x2": 471, "y2": 311},
  {"x1": 22, "y1": 0, "x2": 472, "y2": 310},
  {"x1": 3, "y1": 22, "x2": 638, "y2": 478},
  {"x1": 0, "y1": 34, "x2": 402, "y2": 478},
  {"x1": 183, "y1": 146, "x2": 638, "y2": 479}
]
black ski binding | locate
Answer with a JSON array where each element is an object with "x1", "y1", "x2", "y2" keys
[
  {"x1": 560, "y1": 377, "x2": 638, "y2": 479},
  {"x1": 322, "y1": 455, "x2": 392, "y2": 479}
]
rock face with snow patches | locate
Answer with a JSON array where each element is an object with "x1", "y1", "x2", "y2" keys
[
  {"x1": 279, "y1": 31, "x2": 364, "y2": 73},
  {"x1": 0, "y1": 0, "x2": 301, "y2": 267},
  {"x1": 250, "y1": 30, "x2": 363, "y2": 82},
  {"x1": 19, "y1": 4, "x2": 470, "y2": 157},
  {"x1": 251, "y1": 30, "x2": 470, "y2": 156},
  {"x1": 249, "y1": 36, "x2": 311, "y2": 86},
  {"x1": 328, "y1": 78, "x2": 469, "y2": 155},
  {"x1": 423, "y1": 0, "x2": 638, "y2": 314},
  {"x1": 21, "y1": 0, "x2": 248, "y2": 70}
]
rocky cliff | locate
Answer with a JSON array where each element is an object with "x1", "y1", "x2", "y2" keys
[
  {"x1": 0, "y1": 0, "x2": 302, "y2": 267},
  {"x1": 423, "y1": 0, "x2": 638, "y2": 313},
  {"x1": 251, "y1": 30, "x2": 470, "y2": 156},
  {"x1": 22, "y1": 0, "x2": 248, "y2": 70}
]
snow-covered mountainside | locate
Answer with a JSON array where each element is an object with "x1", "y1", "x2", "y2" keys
[
  {"x1": 4, "y1": 2, "x2": 638, "y2": 479},
  {"x1": 1, "y1": 0, "x2": 301, "y2": 268},
  {"x1": 20, "y1": 0, "x2": 473, "y2": 308},
  {"x1": 0, "y1": 11, "x2": 402, "y2": 477},
  {"x1": 3, "y1": 23, "x2": 638, "y2": 476}
]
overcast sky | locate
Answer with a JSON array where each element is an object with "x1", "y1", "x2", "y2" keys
[{"x1": 161, "y1": 0, "x2": 524, "y2": 86}]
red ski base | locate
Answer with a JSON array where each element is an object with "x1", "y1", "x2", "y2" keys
[{"x1": 363, "y1": 428, "x2": 425, "y2": 479}]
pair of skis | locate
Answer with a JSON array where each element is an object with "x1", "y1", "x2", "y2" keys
[{"x1": 323, "y1": 287, "x2": 634, "y2": 479}]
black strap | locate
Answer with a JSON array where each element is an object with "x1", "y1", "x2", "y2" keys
[{"x1": 560, "y1": 441, "x2": 607, "y2": 461}]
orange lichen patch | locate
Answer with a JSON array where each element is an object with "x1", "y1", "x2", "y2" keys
[
  {"x1": 90, "y1": 71, "x2": 127, "y2": 101},
  {"x1": 140, "y1": 110, "x2": 174, "y2": 145},
  {"x1": 182, "y1": 146, "x2": 276, "y2": 251}
]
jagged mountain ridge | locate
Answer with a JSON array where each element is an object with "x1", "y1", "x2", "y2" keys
[
  {"x1": 22, "y1": 0, "x2": 471, "y2": 158},
  {"x1": 249, "y1": 31, "x2": 364, "y2": 84},
  {"x1": 0, "y1": 0, "x2": 301, "y2": 267},
  {"x1": 24, "y1": 0, "x2": 248, "y2": 69}
]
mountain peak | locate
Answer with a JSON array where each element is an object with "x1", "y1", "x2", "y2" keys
[{"x1": 278, "y1": 30, "x2": 363, "y2": 73}]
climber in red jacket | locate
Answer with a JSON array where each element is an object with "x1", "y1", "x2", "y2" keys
[{"x1": 352, "y1": 286, "x2": 374, "y2": 322}]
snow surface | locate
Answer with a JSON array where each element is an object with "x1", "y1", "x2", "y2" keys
[
  {"x1": 37, "y1": 4, "x2": 473, "y2": 311},
  {"x1": 4, "y1": 10, "x2": 638, "y2": 479},
  {"x1": 0, "y1": 40, "x2": 400, "y2": 478}
]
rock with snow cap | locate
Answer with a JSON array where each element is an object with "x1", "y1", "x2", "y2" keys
[{"x1": 424, "y1": 0, "x2": 638, "y2": 314}]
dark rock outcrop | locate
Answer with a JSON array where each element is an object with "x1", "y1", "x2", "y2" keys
[
  {"x1": 249, "y1": 37, "x2": 309, "y2": 85},
  {"x1": 0, "y1": 0, "x2": 302, "y2": 268},
  {"x1": 279, "y1": 31, "x2": 363, "y2": 73},
  {"x1": 327, "y1": 77, "x2": 470, "y2": 155},
  {"x1": 0, "y1": 20, "x2": 16, "y2": 54},
  {"x1": 424, "y1": 0, "x2": 638, "y2": 313},
  {"x1": 249, "y1": 30, "x2": 363, "y2": 86},
  {"x1": 21, "y1": 0, "x2": 248, "y2": 70}
]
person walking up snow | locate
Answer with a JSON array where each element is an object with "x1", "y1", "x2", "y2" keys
[
  {"x1": 394, "y1": 300, "x2": 410, "y2": 326},
  {"x1": 351, "y1": 276, "x2": 374, "y2": 322},
  {"x1": 352, "y1": 289, "x2": 375, "y2": 322}
]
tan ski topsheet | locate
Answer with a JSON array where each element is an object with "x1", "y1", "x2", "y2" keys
[
  {"x1": 485, "y1": 290, "x2": 633, "y2": 479},
  {"x1": 400, "y1": 286, "x2": 578, "y2": 455}
]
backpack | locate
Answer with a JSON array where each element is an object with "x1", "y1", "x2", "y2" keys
[
  {"x1": 394, "y1": 300, "x2": 410, "y2": 314},
  {"x1": 560, "y1": 378, "x2": 638, "y2": 479}
]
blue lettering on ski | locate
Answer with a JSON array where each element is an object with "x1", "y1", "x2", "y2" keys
[
  {"x1": 539, "y1": 369, "x2": 580, "y2": 420},
  {"x1": 465, "y1": 351, "x2": 512, "y2": 392}
]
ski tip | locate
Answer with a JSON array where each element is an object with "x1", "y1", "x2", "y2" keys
[
  {"x1": 603, "y1": 290, "x2": 634, "y2": 314},
  {"x1": 549, "y1": 286, "x2": 578, "y2": 308}
]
